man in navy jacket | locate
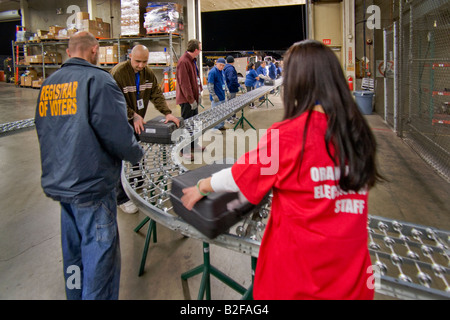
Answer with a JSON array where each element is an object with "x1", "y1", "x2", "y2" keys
[
  {"x1": 35, "y1": 31, "x2": 144, "y2": 300},
  {"x1": 223, "y1": 56, "x2": 240, "y2": 99}
]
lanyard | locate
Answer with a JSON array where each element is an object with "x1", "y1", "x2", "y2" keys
[{"x1": 135, "y1": 72, "x2": 140, "y2": 99}]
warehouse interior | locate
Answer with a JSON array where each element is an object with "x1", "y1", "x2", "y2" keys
[{"x1": 0, "y1": 0, "x2": 449, "y2": 301}]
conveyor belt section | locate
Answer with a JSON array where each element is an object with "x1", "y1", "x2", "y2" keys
[
  {"x1": 0, "y1": 118, "x2": 35, "y2": 137},
  {"x1": 123, "y1": 80, "x2": 282, "y2": 256},
  {"x1": 368, "y1": 216, "x2": 449, "y2": 299},
  {"x1": 0, "y1": 91, "x2": 177, "y2": 137},
  {"x1": 122, "y1": 77, "x2": 448, "y2": 300}
]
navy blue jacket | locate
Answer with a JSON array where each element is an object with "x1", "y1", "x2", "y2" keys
[
  {"x1": 256, "y1": 65, "x2": 267, "y2": 84},
  {"x1": 268, "y1": 62, "x2": 277, "y2": 80},
  {"x1": 208, "y1": 66, "x2": 226, "y2": 101},
  {"x1": 35, "y1": 58, "x2": 144, "y2": 204},
  {"x1": 245, "y1": 69, "x2": 259, "y2": 88},
  {"x1": 223, "y1": 64, "x2": 240, "y2": 93}
]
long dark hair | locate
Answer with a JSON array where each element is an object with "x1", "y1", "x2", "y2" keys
[{"x1": 282, "y1": 40, "x2": 382, "y2": 191}]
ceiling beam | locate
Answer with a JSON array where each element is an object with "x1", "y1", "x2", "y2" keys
[{"x1": 201, "y1": 0, "x2": 305, "y2": 12}]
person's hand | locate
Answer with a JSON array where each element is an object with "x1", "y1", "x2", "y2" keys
[
  {"x1": 181, "y1": 186, "x2": 204, "y2": 211},
  {"x1": 165, "y1": 114, "x2": 180, "y2": 127},
  {"x1": 213, "y1": 95, "x2": 220, "y2": 103},
  {"x1": 133, "y1": 113, "x2": 146, "y2": 134},
  {"x1": 190, "y1": 100, "x2": 199, "y2": 110}
]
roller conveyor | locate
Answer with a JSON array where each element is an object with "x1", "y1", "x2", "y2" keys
[{"x1": 122, "y1": 78, "x2": 450, "y2": 300}]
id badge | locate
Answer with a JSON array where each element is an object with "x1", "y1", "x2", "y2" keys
[
  {"x1": 137, "y1": 99, "x2": 144, "y2": 110},
  {"x1": 197, "y1": 77, "x2": 201, "y2": 86}
]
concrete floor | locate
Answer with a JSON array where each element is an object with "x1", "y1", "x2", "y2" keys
[{"x1": 0, "y1": 82, "x2": 449, "y2": 300}]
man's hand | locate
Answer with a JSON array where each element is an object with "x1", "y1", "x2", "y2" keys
[
  {"x1": 133, "y1": 113, "x2": 146, "y2": 134},
  {"x1": 190, "y1": 100, "x2": 199, "y2": 110},
  {"x1": 165, "y1": 114, "x2": 180, "y2": 127}
]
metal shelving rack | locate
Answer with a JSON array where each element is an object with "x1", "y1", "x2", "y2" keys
[{"x1": 11, "y1": 32, "x2": 182, "y2": 86}]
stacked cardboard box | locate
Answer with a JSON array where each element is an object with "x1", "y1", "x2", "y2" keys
[
  {"x1": 32, "y1": 78, "x2": 44, "y2": 88},
  {"x1": 148, "y1": 51, "x2": 169, "y2": 65},
  {"x1": 79, "y1": 18, "x2": 110, "y2": 38},
  {"x1": 26, "y1": 52, "x2": 62, "y2": 65},
  {"x1": 99, "y1": 44, "x2": 129, "y2": 64},
  {"x1": 20, "y1": 69, "x2": 39, "y2": 87}
]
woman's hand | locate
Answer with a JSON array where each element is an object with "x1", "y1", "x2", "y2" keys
[
  {"x1": 181, "y1": 177, "x2": 213, "y2": 211},
  {"x1": 181, "y1": 186, "x2": 204, "y2": 210}
]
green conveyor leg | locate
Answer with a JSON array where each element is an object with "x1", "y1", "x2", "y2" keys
[{"x1": 181, "y1": 242, "x2": 247, "y2": 300}]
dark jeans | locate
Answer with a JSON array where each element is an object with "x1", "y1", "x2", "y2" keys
[
  {"x1": 180, "y1": 102, "x2": 198, "y2": 149},
  {"x1": 116, "y1": 177, "x2": 129, "y2": 205},
  {"x1": 60, "y1": 190, "x2": 120, "y2": 300}
]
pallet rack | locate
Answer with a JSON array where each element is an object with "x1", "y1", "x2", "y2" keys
[{"x1": 12, "y1": 32, "x2": 182, "y2": 88}]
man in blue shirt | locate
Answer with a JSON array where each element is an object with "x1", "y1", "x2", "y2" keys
[
  {"x1": 267, "y1": 58, "x2": 277, "y2": 81},
  {"x1": 207, "y1": 58, "x2": 229, "y2": 130},
  {"x1": 256, "y1": 60, "x2": 271, "y2": 87},
  {"x1": 223, "y1": 56, "x2": 240, "y2": 123}
]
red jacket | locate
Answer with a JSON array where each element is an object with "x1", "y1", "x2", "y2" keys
[{"x1": 176, "y1": 51, "x2": 202, "y2": 105}]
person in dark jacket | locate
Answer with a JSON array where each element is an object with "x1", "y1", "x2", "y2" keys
[
  {"x1": 35, "y1": 31, "x2": 144, "y2": 300},
  {"x1": 223, "y1": 56, "x2": 240, "y2": 98},
  {"x1": 267, "y1": 58, "x2": 277, "y2": 80},
  {"x1": 208, "y1": 58, "x2": 229, "y2": 131},
  {"x1": 223, "y1": 56, "x2": 240, "y2": 123},
  {"x1": 111, "y1": 44, "x2": 179, "y2": 214},
  {"x1": 245, "y1": 62, "x2": 260, "y2": 109},
  {"x1": 175, "y1": 39, "x2": 204, "y2": 159},
  {"x1": 256, "y1": 60, "x2": 267, "y2": 88}
]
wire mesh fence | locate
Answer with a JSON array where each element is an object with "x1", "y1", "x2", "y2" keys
[{"x1": 384, "y1": 0, "x2": 450, "y2": 182}]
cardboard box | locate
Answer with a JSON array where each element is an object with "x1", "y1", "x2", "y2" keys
[
  {"x1": 148, "y1": 52, "x2": 168, "y2": 65},
  {"x1": 24, "y1": 75, "x2": 38, "y2": 87},
  {"x1": 77, "y1": 12, "x2": 89, "y2": 21},
  {"x1": 32, "y1": 78, "x2": 44, "y2": 88},
  {"x1": 47, "y1": 52, "x2": 62, "y2": 64},
  {"x1": 26, "y1": 53, "x2": 62, "y2": 65},
  {"x1": 105, "y1": 45, "x2": 128, "y2": 63},
  {"x1": 99, "y1": 47, "x2": 107, "y2": 64},
  {"x1": 36, "y1": 30, "x2": 49, "y2": 37},
  {"x1": 39, "y1": 33, "x2": 55, "y2": 40},
  {"x1": 31, "y1": 78, "x2": 44, "y2": 88},
  {"x1": 49, "y1": 26, "x2": 64, "y2": 35},
  {"x1": 81, "y1": 19, "x2": 110, "y2": 38}
]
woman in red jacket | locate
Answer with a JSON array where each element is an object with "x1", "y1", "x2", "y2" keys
[{"x1": 181, "y1": 40, "x2": 383, "y2": 300}]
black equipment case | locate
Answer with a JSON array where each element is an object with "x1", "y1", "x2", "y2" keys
[
  {"x1": 139, "y1": 116, "x2": 184, "y2": 144},
  {"x1": 170, "y1": 163, "x2": 265, "y2": 239}
]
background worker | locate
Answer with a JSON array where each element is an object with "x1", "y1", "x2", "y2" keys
[
  {"x1": 223, "y1": 55, "x2": 240, "y2": 123},
  {"x1": 111, "y1": 45, "x2": 179, "y2": 213},
  {"x1": 255, "y1": 60, "x2": 269, "y2": 88},
  {"x1": 35, "y1": 31, "x2": 144, "y2": 300},
  {"x1": 267, "y1": 57, "x2": 277, "y2": 81},
  {"x1": 207, "y1": 58, "x2": 229, "y2": 131},
  {"x1": 244, "y1": 62, "x2": 260, "y2": 109},
  {"x1": 3, "y1": 57, "x2": 13, "y2": 83},
  {"x1": 176, "y1": 39, "x2": 205, "y2": 159}
]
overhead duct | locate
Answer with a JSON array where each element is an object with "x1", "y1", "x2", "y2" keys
[{"x1": 0, "y1": 10, "x2": 21, "y2": 22}]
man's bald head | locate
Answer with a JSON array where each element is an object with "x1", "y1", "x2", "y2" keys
[
  {"x1": 129, "y1": 45, "x2": 150, "y2": 73},
  {"x1": 66, "y1": 31, "x2": 99, "y2": 65}
]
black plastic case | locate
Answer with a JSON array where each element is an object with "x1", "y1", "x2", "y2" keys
[
  {"x1": 139, "y1": 116, "x2": 185, "y2": 144},
  {"x1": 170, "y1": 164, "x2": 261, "y2": 239}
]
